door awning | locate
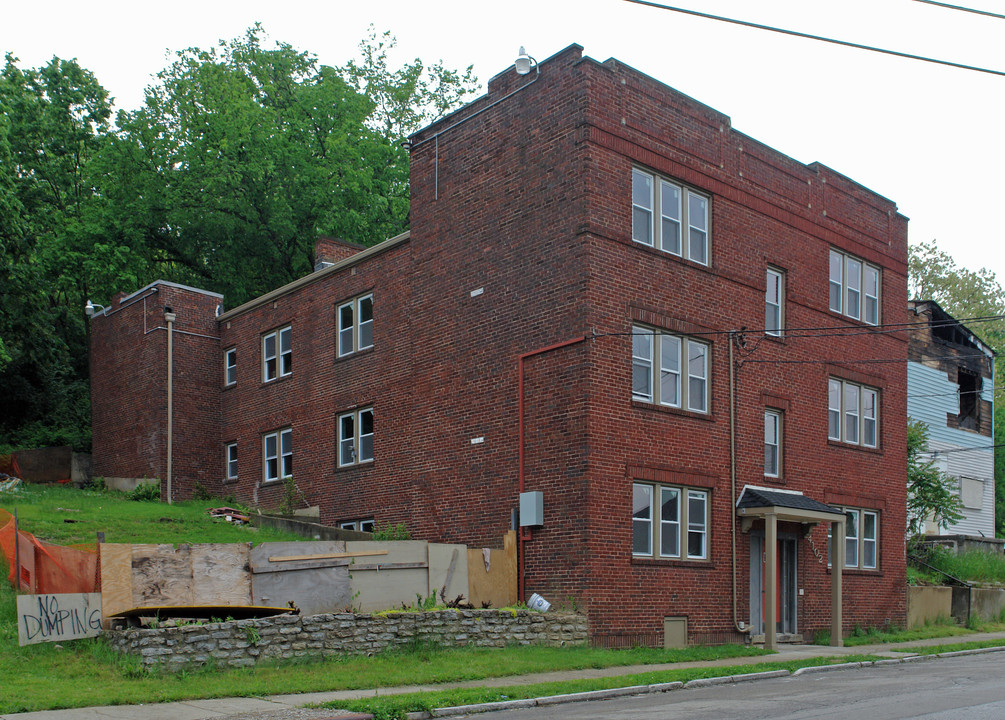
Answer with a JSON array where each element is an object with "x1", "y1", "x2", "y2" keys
[{"x1": 736, "y1": 485, "x2": 845, "y2": 527}]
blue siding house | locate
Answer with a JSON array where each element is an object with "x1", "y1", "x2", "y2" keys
[{"x1": 907, "y1": 300, "x2": 995, "y2": 538}]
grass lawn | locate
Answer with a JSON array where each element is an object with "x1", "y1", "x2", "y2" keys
[
  {"x1": 0, "y1": 482, "x2": 306, "y2": 546},
  {"x1": 321, "y1": 655, "x2": 882, "y2": 720}
]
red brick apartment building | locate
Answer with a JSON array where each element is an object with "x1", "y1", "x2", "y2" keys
[{"x1": 90, "y1": 45, "x2": 908, "y2": 647}]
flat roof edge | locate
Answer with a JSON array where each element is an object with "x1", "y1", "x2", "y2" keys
[{"x1": 217, "y1": 230, "x2": 410, "y2": 323}]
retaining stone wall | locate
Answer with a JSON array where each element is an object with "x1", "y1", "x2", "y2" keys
[{"x1": 106, "y1": 610, "x2": 587, "y2": 670}]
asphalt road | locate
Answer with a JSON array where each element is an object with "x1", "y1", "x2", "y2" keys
[{"x1": 471, "y1": 653, "x2": 1005, "y2": 720}]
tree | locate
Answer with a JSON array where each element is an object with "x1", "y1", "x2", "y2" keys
[
  {"x1": 102, "y1": 25, "x2": 479, "y2": 307},
  {"x1": 909, "y1": 238, "x2": 1005, "y2": 536},
  {"x1": 907, "y1": 419, "x2": 964, "y2": 536},
  {"x1": 0, "y1": 54, "x2": 122, "y2": 451}
]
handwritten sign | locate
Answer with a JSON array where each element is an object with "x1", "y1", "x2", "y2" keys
[{"x1": 17, "y1": 593, "x2": 102, "y2": 646}]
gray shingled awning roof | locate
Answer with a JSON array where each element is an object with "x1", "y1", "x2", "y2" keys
[{"x1": 736, "y1": 486, "x2": 845, "y2": 524}]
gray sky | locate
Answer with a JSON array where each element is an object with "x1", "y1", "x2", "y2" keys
[{"x1": 5, "y1": 0, "x2": 1003, "y2": 283}]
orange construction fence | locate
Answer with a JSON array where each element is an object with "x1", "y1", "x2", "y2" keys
[{"x1": 0, "y1": 509, "x2": 99, "y2": 594}]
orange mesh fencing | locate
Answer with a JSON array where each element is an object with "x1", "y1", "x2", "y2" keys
[{"x1": 0, "y1": 508, "x2": 99, "y2": 593}]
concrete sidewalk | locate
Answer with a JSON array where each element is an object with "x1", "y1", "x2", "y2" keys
[{"x1": 6, "y1": 631, "x2": 1005, "y2": 720}]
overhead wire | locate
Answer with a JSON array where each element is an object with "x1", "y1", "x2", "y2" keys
[
  {"x1": 622, "y1": 0, "x2": 1005, "y2": 77},
  {"x1": 911, "y1": 0, "x2": 1005, "y2": 21}
]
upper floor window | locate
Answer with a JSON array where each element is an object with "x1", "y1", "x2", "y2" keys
[
  {"x1": 338, "y1": 294, "x2": 374, "y2": 358},
  {"x1": 633, "y1": 483, "x2": 708, "y2": 560},
  {"x1": 765, "y1": 268, "x2": 784, "y2": 336},
  {"x1": 828, "y1": 378, "x2": 878, "y2": 447},
  {"x1": 263, "y1": 428, "x2": 292, "y2": 482},
  {"x1": 225, "y1": 442, "x2": 238, "y2": 480},
  {"x1": 632, "y1": 325, "x2": 709, "y2": 413},
  {"x1": 764, "y1": 409, "x2": 782, "y2": 478},
  {"x1": 263, "y1": 326, "x2": 292, "y2": 382},
  {"x1": 632, "y1": 168, "x2": 710, "y2": 265},
  {"x1": 338, "y1": 407, "x2": 374, "y2": 467},
  {"x1": 829, "y1": 250, "x2": 880, "y2": 325},
  {"x1": 224, "y1": 348, "x2": 236, "y2": 386},
  {"x1": 829, "y1": 507, "x2": 878, "y2": 569}
]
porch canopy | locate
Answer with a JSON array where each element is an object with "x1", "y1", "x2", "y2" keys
[{"x1": 736, "y1": 486, "x2": 846, "y2": 650}]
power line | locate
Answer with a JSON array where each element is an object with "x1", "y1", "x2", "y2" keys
[
  {"x1": 911, "y1": 0, "x2": 1005, "y2": 21},
  {"x1": 622, "y1": 0, "x2": 1005, "y2": 77},
  {"x1": 743, "y1": 352, "x2": 988, "y2": 366},
  {"x1": 919, "y1": 443, "x2": 1002, "y2": 455}
]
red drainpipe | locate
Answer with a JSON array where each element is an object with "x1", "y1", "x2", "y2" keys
[{"x1": 517, "y1": 335, "x2": 588, "y2": 602}]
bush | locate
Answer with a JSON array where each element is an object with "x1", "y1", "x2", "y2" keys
[{"x1": 128, "y1": 481, "x2": 161, "y2": 502}]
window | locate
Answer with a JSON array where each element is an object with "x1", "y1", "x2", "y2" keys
[
  {"x1": 764, "y1": 409, "x2": 781, "y2": 478},
  {"x1": 224, "y1": 348, "x2": 236, "y2": 386},
  {"x1": 958, "y1": 369, "x2": 980, "y2": 430},
  {"x1": 633, "y1": 482, "x2": 708, "y2": 560},
  {"x1": 828, "y1": 378, "x2": 879, "y2": 447},
  {"x1": 829, "y1": 507, "x2": 878, "y2": 569},
  {"x1": 632, "y1": 326, "x2": 709, "y2": 413},
  {"x1": 339, "y1": 519, "x2": 375, "y2": 533},
  {"x1": 338, "y1": 294, "x2": 374, "y2": 357},
  {"x1": 226, "y1": 442, "x2": 238, "y2": 480},
  {"x1": 263, "y1": 326, "x2": 292, "y2": 382},
  {"x1": 765, "y1": 268, "x2": 784, "y2": 336},
  {"x1": 263, "y1": 428, "x2": 292, "y2": 482},
  {"x1": 632, "y1": 168, "x2": 710, "y2": 265},
  {"x1": 829, "y1": 250, "x2": 880, "y2": 325},
  {"x1": 338, "y1": 408, "x2": 374, "y2": 467}
]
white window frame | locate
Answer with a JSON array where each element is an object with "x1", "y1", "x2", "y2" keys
[
  {"x1": 263, "y1": 428, "x2": 292, "y2": 483},
  {"x1": 633, "y1": 325, "x2": 709, "y2": 413},
  {"x1": 337, "y1": 293, "x2": 374, "y2": 358},
  {"x1": 829, "y1": 249, "x2": 880, "y2": 325},
  {"x1": 764, "y1": 409, "x2": 781, "y2": 478},
  {"x1": 263, "y1": 326, "x2": 292, "y2": 382},
  {"x1": 765, "y1": 268, "x2": 784, "y2": 336},
  {"x1": 339, "y1": 518, "x2": 375, "y2": 533},
  {"x1": 224, "y1": 348, "x2": 236, "y2": 386},
  {"x1": 226, "y1": 442, "x2": 238, "y2": 480},
  {"x1": 829, "y1": 507, "x2": 879, "y2": 570},
  {"x1": 633, "y1": 482, "x2": 708, "y2": 561},
  {"x1": 632, "y1": 168, "x2": 710, "y2": 266},
  {"x1": 828, "y1": 378, "x2": 879, "y2": 448},
  {"x1": 338, "y1": 407, "x2": 374, "y2": 467}
]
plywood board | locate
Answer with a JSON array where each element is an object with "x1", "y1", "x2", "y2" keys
[
  {"x1": 18, "y1": 593, "x2": 102, "y2": 646},
  {"x1": 131, "y1": 544, "x2": 194, "y2": 608},
  {"x1": 99, "y1": 544, "x2": 134, "y2": 618},
  {"x1": 467, "y1": 532, "x2": 517, "y2": 609},
  {"x1": 251, "y1": 541, "x2": 351, "y2": 616},
  {"x1": 35, "y1": 543, "x2": 98, "y2": 594},
  {"x1": 428, "y1": 544, "x2": 468, "y2": 604},
  {"x1": 191, "y1": 543, "x2": 251, "y2": 607},
  {"x1": 346, "y1": 541, "x2": 430, "y2": 612}
]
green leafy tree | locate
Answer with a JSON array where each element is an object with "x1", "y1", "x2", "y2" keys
[
  {"x1": 909, "y1": 238, "x2": 1005, "y2": 536},
  {"x1": 907, "y1": 419, "x2": 964, "y2": 536},
  {"x1": 0, "y1": 54, "x2": 125, "y2": 451},
  {"x1": 103, "y1": 25, "x2": 478, "y2": 307}
]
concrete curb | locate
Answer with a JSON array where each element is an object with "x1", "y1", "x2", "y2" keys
[{"x1": 403, "y1": 647, "x2": 1005, "y2": 719}]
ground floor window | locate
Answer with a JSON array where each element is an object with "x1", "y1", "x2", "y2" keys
[
  {"x1": 633, "y1": 483, "x2": 708, "y2": 560},
  {"x1": 828, "y1": 507, "x2": 878, "y2": 569},
  {"x1": 339, "y1": 518, "x2": 375, "y2": 533}
]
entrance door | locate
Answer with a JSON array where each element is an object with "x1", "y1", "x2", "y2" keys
[{"x1": 749, "y1": 534, "x2": 798, "y2": 635}]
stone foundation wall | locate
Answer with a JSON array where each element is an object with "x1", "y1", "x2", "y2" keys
[{"x1": 106, "y1": 610, "x2": 587, "y2": 670}]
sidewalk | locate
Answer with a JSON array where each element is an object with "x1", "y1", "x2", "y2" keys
[{"x1": 6, "y1": 632, "x2": 1005, "y2": 720}]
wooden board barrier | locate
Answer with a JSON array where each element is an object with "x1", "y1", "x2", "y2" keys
[{"x1": 467, "y1": 531, "x2": 517, "y2": 609}]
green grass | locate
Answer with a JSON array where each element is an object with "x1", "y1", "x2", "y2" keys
[
  {"x1": 915, "y1": 547, "x2": 1005, "y2": 585},
  {"x1": 810, "y1": 618, "x2": 974, "y2": 647},
  {"x1": 0, "y1": 592, "x2": 771, "y2": 715},
  {"x1": 322, "y1": 655, "x2": 881, "y2": 720},
  {"x1": 0, "y1": 482, "x2": 305, "y2": 546},
  {"x1": 899, "y1": 639, "x2": 1005, "y2": 655}
]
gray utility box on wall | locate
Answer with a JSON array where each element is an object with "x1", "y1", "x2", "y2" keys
[{"x1": 520, "y1": 491, "x2": 544, "y2": 527}]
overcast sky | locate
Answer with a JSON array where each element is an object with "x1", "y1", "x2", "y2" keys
[{"x1": 4, "y1": 0, "x2": 1003, "y2": 284}]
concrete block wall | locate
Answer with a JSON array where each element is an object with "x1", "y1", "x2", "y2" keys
[{"x1": 106, "y1": 610, "x2": 587, "y2": 670}]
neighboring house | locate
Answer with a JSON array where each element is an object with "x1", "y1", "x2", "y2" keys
[
  {"x1": 89, "y1": 45, "x2": 909, "y2": 647},
  {"x1": 907, "y1": 300, "x2": 996, "y2": 538}
]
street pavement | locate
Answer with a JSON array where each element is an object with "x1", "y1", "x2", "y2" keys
[{"x1": 5, "y1": 631, "x2": 1005, "y2": 720}]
